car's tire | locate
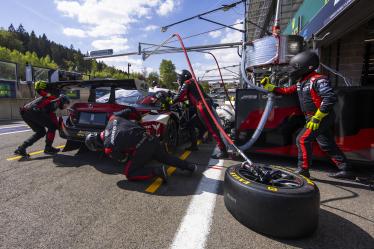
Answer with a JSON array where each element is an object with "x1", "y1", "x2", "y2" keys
[
  {"x1": 224, "y1": 164, "x2": 320, "y2": 238},
  {"x1": 163, "y1": 118, "x2": 178, "y2": 153}
]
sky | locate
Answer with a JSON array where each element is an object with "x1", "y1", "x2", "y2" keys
[{"x1": 0, "y1": 0, "x2": 244, "y2": 80}]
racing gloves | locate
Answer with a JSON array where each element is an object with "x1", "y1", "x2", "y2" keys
[
  {"x1": 260, "y1": 77, "x2": 276, "y2": 92},
  {"x1": 34, "y1": 80, "x2": 47, "y2": 91},
  {"x1": 306, "y1": 109, "x2": 328, "y2": 131}
]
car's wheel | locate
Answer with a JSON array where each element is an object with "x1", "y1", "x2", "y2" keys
[
  {"x1": 224, "y1": 164, "x2": 320, "y2": 238},
  {"x1": 163, "y1": 118, "x2": 178, "y2": 152}
]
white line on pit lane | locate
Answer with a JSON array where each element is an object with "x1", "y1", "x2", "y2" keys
[
  {"x1": 170, "y1": 158, "x2": 224, "y2": 249},
  {"x1": 0, "y1": 124, "x2": 27, "y2": 129},
  {"x1": 0, "y1": 129, "x2": 32, "y2": 136}
]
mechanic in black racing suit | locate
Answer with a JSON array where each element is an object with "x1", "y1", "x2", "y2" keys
[
  {"x1": 14, "y1": 86, "x2": 70, "y2": 158},
  {"x1": 260, "y1": 50, "x2": 353, "y2": 179},
  {"x1": 85, "y1": 108, "x2": 197, "y2": 182},
  {"x1": 172, "y1": 69, "x2": 228, "y2": 159}
]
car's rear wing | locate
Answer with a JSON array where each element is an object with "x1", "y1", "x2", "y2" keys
[
  {"x1": 49, "y1": 79, "x2": 148, "y2": 91},
  {"x1": 48, "y1": 79, "x2": 148, "y2": 103}
]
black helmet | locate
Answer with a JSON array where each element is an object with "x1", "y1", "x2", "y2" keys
[
  {"x1": 85, "y1": 133, "x2": 103, "y2": 152},
  {"x1": 289, "y1": 51, "x2": 319, "y2": 81},
  {"x1": 177, "y1": 69, "x2": 192, "y2": 85},
  {"x1": 58, "y1": 94, "x2": 71, "y2": 109}
]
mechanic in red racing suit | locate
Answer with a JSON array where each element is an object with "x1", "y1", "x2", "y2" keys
[
  {"x1": 85, "y1": 108, "x2": 197, "y2": 182},
  {"x1": 260, "y1": 51, "x2": 353, "y2": 179},
  {"x1": 14, "y1": 84, "x2": 70, "y2": 158},
  {"x1": 172, "y1": 70, "x2": 228, "y2": 159}
]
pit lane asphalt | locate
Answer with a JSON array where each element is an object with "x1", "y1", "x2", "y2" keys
[{"x1": 0, "y1": 122, "x2": 373, "y2": 249}]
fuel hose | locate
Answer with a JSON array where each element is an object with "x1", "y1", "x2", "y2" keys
[{"x1": 238, "y1": 43, "x2": 275, "y2": 151}]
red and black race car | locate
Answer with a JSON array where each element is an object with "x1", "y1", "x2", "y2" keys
[
  {"x1": 235, "y1": 87, "x2": 374, "y2": 165},
  {"x1": 51, "y1": 79, "x2": 190, "y2": 152}
]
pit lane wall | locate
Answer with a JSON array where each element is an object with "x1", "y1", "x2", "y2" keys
[
  {"x1": 0, "y1": 81, "x2": 32, "y2": 120},
  {"x1": 0, "y1": 81, "x2": 88, "y2": 120}
]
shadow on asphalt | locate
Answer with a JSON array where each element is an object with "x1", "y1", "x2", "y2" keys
[
  {"x1": 18, "y1": 155, "x2": 54, "y2": 161},
  {"x1": 277, "y1": 209, "x2": 374, "y2": 249},
  {"x1": 116, "y1": 173, "x2": 224, "y2": 196},
  {"x1": 52, "y1": 153, "x2": 123, "y2": 175}
]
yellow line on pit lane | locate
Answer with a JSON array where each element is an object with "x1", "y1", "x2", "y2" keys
[
  {"x1": 145, "y1": 140, "x2": 202, "y2": 193},
  {"x1": 6, "y1": 145, "x2": 65, "y2": 161},
  {"x1": 145, "y1": 150, "x2": 192, "y2": 193}
]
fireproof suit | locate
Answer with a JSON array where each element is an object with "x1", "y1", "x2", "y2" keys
[
  {"x1": 173, "y1": 79, "x2": 226, "y2": 151},
  {"x1": 274, "y1": 71, "x2": 348, "y2": 170},
  {"x1": 102, "y1": 109, "x2": 192, "y2": 181},
  {"x1": 19, "y1": 90, "x2": 60, "y2": 149}
]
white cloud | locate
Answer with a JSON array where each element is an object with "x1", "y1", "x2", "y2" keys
[
  {"x1": 144, "y1": 25, "x2": 159, "y2": 32},
  {"x1": 195, "y1": 19, "x2": 243, "y2": 77},
  {"x1": 56, "y1": 0, "x2": 177, "y2": 38},
  {"x1": 157, "y1": 0, "x2": 175, "y2": 16},
  {"x1": 99, "y1": 57, "x2": 145, "y2": 73},
  {"x1": 63, "y1": 27, "x2": 87, "y2": 38},
  {"x1": 220, "y1": 20, "x2": 243, "y2": 44},
  {"x1": 209, "y1": 30, "x2": 222, "y2": 38},
  {"x1": 91, "y1": 36, "x2": 129, "y2": 52}
]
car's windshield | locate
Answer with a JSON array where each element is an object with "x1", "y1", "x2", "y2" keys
[{"x1": 96, "y1": 89, "x2": 144, "y2": 104}]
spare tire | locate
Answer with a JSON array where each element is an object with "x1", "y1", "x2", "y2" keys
[{"x1": 224, "y1": 164, "x2": 320, "y2": 238}]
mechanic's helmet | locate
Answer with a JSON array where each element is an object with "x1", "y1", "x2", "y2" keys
[
  {"x1": 58, "y1": 94, "x2": 71, "y2": 109},
  {"x1": 85, "y1": 133, "x2": 103, "y2": 152},
  {"x1": 289, "y1": 50, "x2": 319, "y2": 81},
  {"x1": 177, "y1": 69, "x2": 192, "y2": 85}
]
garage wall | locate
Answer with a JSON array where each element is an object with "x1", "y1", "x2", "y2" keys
[{"x1": 320, "y1": 22, "x2": 367, "y2": 87}]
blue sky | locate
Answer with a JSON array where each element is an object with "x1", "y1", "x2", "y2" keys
[{"x1": 0, "y1": 0, "x2": 244, "y2": 79}]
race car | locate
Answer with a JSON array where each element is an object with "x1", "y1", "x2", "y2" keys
[{"x1": 52, "y1": 79, "x2": 190, "y2": 152}]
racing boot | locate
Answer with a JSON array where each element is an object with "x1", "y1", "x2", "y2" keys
[
  {"x1": 294, "y1": 168, "x2": 311, "y2": 178},
  {"x1": 154, "y1": 165, "x2": 168, "y2": 183},
  {"x1": 44, "y1": 145, "x2": 60, "y2": 155},
  {"x1": 328, "y1": 163, "x2": 355, "y2": 179},
  {"x1": 211, "y1": 149, "x2": 229, "y2": 159},
  {"x1": 14, "y1": 146, "x2": 30, "y2": 159},
  {"x1": 185, "y1": 163, "x2": 197, "y2": 174}
]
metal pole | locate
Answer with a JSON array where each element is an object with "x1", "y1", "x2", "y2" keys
[
  {"x1": 274, "y1": 0, "x2": 281, "y2": 28},
  {"x1": 127, "y1": 63, "x2": 131, "y2": 78},
  {"x1": 244, "y1": 0, "x2": 248, "y2": 43}
]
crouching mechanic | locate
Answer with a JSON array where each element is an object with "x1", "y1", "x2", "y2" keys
[
  {"x1": 260, "y1": 50, "x2": 353, "y2": 179},
  {"x1": 85, "y1": 108, "x2": 197, "y2": 182},
  {"x1": 171, "y1": 69, "x2": 228, "y2": 159},
  {"x1": 15, "y1": 92, "x2": 70, "y2": 157}
]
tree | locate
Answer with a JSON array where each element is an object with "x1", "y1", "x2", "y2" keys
[
  {"x1": 8, "y1": 24, "x2": 15, "y2": 32},
  {"x1": 147, "y1": 71, "x2": 160, "y2": 86},
  {"x1": 0, "y1": 25, "x2": 138, "y2": 80},
  {"x1": 0, "y1": 29, "x2": 23, "y2": 51},
  {"x1": 159, "y1": 59, "x2": 177, "y2": 89},
  {"x1": 16, "y1": 24, "x2": 26, "y2": 34},
  {"x1": 27, "y1": 31, "x2": 39, "y2": 56},
  {"x1": 200, "y1": 81, "x2": 210, "y2": 93}
]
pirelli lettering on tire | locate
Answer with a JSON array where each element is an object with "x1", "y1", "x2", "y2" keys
[
  {"x1": 267, "y1": 186, "x2": 278, "y2": 192},
  {"x1": 301, "y1": 175, "x2": 315, "y2": 186},
  {"x1": 230, "y1": 172, "x2": 251, "y2": 185}
]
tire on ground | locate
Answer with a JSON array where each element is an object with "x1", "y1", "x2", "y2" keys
[{"x1": 224, "y1": 164, "x2": 320, "y2": 238}]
